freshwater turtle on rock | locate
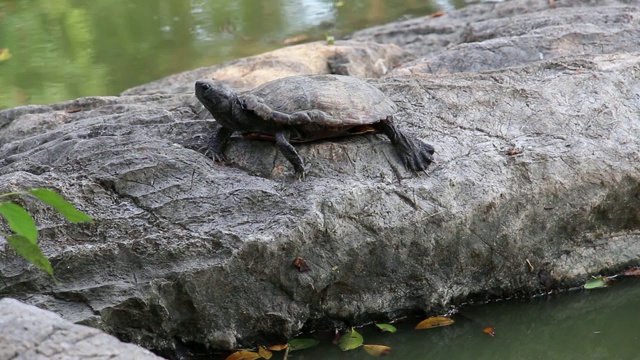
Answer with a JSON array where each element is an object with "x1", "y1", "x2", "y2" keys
[{"x1": 195, "y1": 74, "x2": 434, "y2": 179}]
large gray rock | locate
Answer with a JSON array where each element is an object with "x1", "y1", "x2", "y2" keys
[
  {"x1": 0, "y1": 0, "x2": 639, "y2": 358},
  {"x1": 0, "y1": 298, "x2": 164, "y2": 359}
]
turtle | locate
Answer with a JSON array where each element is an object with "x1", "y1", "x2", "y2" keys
[{"x1": 195, "y1": 74, "x2": 434, "y2": 179}]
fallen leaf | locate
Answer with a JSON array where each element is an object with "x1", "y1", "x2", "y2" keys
[
  {"x1": 338, "y1": 328, "x2": 363, "y2": 351},
  {"x1": 224, "y1": 350, "x2": 261, "y2": 360},
  {"x1": 483, "y1": 327, "x2": 496, "y2": 337},
  {"x1": 332, "y1": 328, "x2": 340, "y2": 344},
  {"x1": 65, "y1": 108, "x2": 82, "y2": 113},
  {"x1": 288, "y1": 338, "x2": 320, "y2": 351},
  {"x1": 258, "y1": 346, "x2": 272, "y2": 359},
  {"x1": 584, "y1": 276, "x2": 610, "y2": 289},
  {"x1": 623, "y1": 267, "x2": 640, "y2": 276},
  {"x1": 266, "y1": 344, "x2": 288, "y2": 351},
  {"x1": 363, "y1": 344, "x2": 392, "y2": 357},
  {"x1": 293, "y1": 257, "x2": 310, "y2": 272},
  {"x1": 506, "y1": 148, "x2": 523, "y2": 155},
  {"x1": 415, "y1": 316, "x2": 454, "y2": 329},
  {"x1": 375, "y1": 323, "x2": 397, "y2": 333},
  {"x1": 430, "y1": 11, "x2": 445, "y2": 18}
]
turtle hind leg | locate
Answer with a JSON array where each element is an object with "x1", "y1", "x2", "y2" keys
[
  {"x1": 376, "y1": 117, "x2": 434, "y2": 172},
  {"x1": 205, "y1": 124, "x2": 233, "y2": 162},
  {"x1": 275, "y1": 130, "x2": 305, "y2": 180}
]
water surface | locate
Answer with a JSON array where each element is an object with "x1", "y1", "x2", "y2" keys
[
  {"x1": 214, "y1": 279, "x2": 640, "y2": 360},
  {"x1": 0, "y1": 0, "x2": 470, "y2": 109}
]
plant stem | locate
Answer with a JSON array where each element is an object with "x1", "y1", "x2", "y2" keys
[{"x1": 0, "y1": 191, "x2": 28, "y2": 199}]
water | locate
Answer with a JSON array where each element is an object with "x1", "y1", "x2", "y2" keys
[
  {"x1": 214, "y1": 278, "x2": 640, "y2": 360},
  {"x1": 0, "y1": 0, "x2": 470, "y2": 110}
]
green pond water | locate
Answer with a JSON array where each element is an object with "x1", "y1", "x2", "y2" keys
[
  {"x1": 212, "y1": 278, "x2": 640, "y2": 360},
  {"x1": 0, "y1": 0, "x2": 470, "y2": 110}
]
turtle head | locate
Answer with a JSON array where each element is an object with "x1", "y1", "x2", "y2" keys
[{"x1": 195, "y1": 80, "x2": 237, "y2": 118}]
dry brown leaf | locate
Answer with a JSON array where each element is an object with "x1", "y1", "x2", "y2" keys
[
  {"x1": 258, "y1": 346, "x2": 272, "y2": 359},
  {"x1": 363, "y1": 344, "x2": 392, "y2": 357},
  {"x1": 415, "y1": 316, "x2": 454, "y2": 329},
  {"x1": 483, "y1": 327, "x2": 496, "y2": 337},
  {"x1": 224, "y1": 350, "x2": 261, "y2": 360},
  {"x1": 293, "y1": 256, "x2": 310, "y2": 272},
  {"x1": 266, "y1": 344, "x2": 288, "y2": 351}
]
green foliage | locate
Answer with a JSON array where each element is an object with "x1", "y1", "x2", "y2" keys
[
  {"x1": 0, "y1": 202, "x2": 38, "y2": 243},
  {"x1": 6, "y1": 235, "x2": 53, "y2": 276},
  {"x1": 28, "y1": 189, "x2": 93, "y2": 223},
  {"x1": 0, "y1": 188, "x2": 93, "y2": 277}
]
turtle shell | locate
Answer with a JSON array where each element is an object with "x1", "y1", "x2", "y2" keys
[{"x1": 239, "y1": 74, "x2": 397, "y2": 141}]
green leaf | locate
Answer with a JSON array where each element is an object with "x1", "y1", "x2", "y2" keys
[
  {"x1": 288, "y1": 338, "x2": 320, "y2": 351},
  {"x1": 375, "y1": 323, "x2": 397, "y2": 333},
  {"x1": 0, "y1": 202, "x2": 38, "y2": 244},
  {"x1": 7, "y1": 235, "x2": 53, "y2": 276},
  {"x1": 584, "y1": 276, "x2": 609, "y2": 289},
  {"x1": 338, "y1": 328, "x2": 363, "y2": 351},
  {"x1": 29, "y1": 188, "x2": 93, "y2": 223}
]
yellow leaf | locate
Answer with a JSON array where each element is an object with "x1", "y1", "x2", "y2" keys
[
  {"x1": 224, "y1": 350, "x2": 261, "y2": 360},
  {"x1": 258, "y1": 346, "x2": 272, "y2": 359},
  {"x1": 267, "y1": 344, "x2": 288, "y2": 351},
  {"x1": 363, "y1": 344, "x2": 392, "y2": 357},
  {"x1": 0, "y1": 48, "x2": 11, "y2": 62},
  {"x1": 415, "y1": 316, "x2": 454, "y2": 330}
]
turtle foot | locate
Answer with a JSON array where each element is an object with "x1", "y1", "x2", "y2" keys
[
  {"x1": 397, "y1": 136, "x2": 435, "y2": 172},
  {"x1": 206, "y1": 126, "x2": 232, "y2": 163},
  {"x1": 375, "y1": 118, "x2": 434, "y2": 173}
]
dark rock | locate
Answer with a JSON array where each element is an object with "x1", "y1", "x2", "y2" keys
[{"x1": 1, "y1": 0, "x2": 639, "y2": 357}]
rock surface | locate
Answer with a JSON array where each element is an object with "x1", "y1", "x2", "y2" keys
[
  {"x1": 0, "y1": 298, "x2": 163, "y2": 360},
  {"x1": 1, "y1": 0, "x2": 639, "y2": 358}
]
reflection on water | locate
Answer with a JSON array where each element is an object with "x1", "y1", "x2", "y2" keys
[
  {"x1": 222, "y1": 279, "x2": 638, "y2": 360},
  {"x1": 0, "y1": 0, "x2": 468, "y2": 110}
]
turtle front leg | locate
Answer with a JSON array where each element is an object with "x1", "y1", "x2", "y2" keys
[
  {"x1": 275, "y1": 130, "x2": 305, "y2": 180},
  {"x1": 376, "y1": 117, "x2": 435, "y2": 172},
  {"x1": 206, "y1": 124, "x2": 234, "y2": 163}
]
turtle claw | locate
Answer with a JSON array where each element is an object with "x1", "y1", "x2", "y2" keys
[
  {"x1": 203, "y1": 147, "x2": 228, "y2": 164},
  {"x1": 212, "y1": 152, "x2": 229, "y2": 164},
  {"x1": 400, "y1": 138, "x2": 434, "y2": 172},
  {"x1": 293, "y1": 163, "x2": 307, "y2": 181}
]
